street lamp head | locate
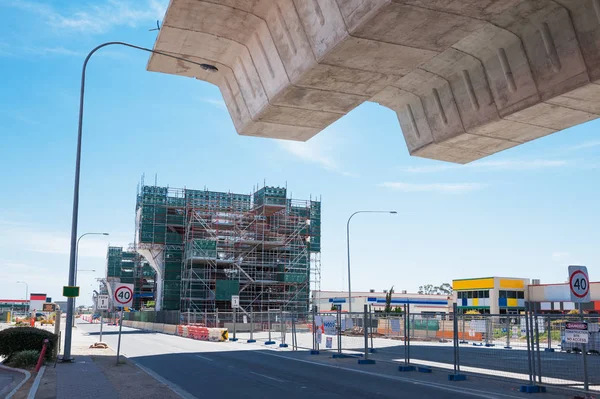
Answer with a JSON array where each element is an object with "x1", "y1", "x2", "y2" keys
[
  {"x1": 102, "y1": 233, "x2": 109, "y2": 235},
  {"x1": 200, "y1": 63, "x2": 219, "y2": 73},
  {"x1": 390, "y1": 211, "x2": 398, "y2": 214}
]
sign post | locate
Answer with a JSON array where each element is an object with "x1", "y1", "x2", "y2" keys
[
  {"x1": 97, "y1": 294, "x2": 109, "y2": 344},
  {"x1": 231, "y1": 295, "x2": 239, "y2": 342},
  {"x1": 113, "y1": 283, "x2": 133, "y2": 365},
  {"x1": 568, "y1": 265, "x2": 590, "y2": 393}
]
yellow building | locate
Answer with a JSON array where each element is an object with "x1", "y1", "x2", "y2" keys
[{"x1": 452, "y1": 277, "x2": 529, "y2": 314}]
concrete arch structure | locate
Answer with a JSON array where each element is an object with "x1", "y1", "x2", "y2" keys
[{"x1": 148, "y1": 0, "x2": 600, "y2": 164}]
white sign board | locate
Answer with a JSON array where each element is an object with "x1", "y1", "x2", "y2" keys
[
  {"x1": 568, "y1": 265, "x2": 590, "y2": 303},
  {"x1": 113, "y1": 283, "x2": 134, "y2": 308},
  {"x1": 565, "y1": 330, "x2": 589, "y2": 344},
  {"x1": 565, "y1": 322, "x2": 589, "y2": 344},
  {"x1": 231, "y1": 295, "x2": 240, "y2": 309},
  {"x1": 97, "y1": 295, "x2": 110, "y2": 310}
]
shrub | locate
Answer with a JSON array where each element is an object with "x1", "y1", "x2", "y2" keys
[
  {"x1": 0, "y1": 327, "x2": 58, "y2": 360},
  {"x1": 6, "y1": 350, "x2": 40, "y2": 369}
]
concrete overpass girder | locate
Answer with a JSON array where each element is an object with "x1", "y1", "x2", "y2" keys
[{"x1": 148, "y1": 0, "x2": 600, "y2": 163}]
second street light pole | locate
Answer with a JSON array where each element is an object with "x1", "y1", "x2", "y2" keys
[
  {"x1": 347, "y1": 210, "x2": 397, "y2": 314},
  {"x1": 16, "y1": 281, "x2": 28, "y2": 313},
  {"x1": 73, "y1": 232, "x2": 108, "y2": 326},
  {"x1": 62, "y1": 41, "x2": 219, "y2": 362}
]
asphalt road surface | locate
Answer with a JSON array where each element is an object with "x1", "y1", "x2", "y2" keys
[
  {"x1": 355, "y1": 343, "x2": 600, "y2": 385},
  {"x1": 75, "y1": 321, "x2": 561, "y2": 399}
]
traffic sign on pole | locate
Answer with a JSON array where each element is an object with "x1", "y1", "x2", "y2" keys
[
  {"x1": 113, "y1": 284, "x2": 134, "y2": 308},
  {"x1": 568, "y1": 265, "x2": 590, "y2": 303},
  {"x1": 97, "y1": 295, "x2": 110, "y2": 310},
  {"x1": 231, "y1": 295, "x2": 240, "y2": 309}
]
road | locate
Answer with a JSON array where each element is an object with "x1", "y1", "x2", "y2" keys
[
  {"x1": 75, "y1": 321, "x2": 557, "y2": 399},
  {"x1": 346, "y1": 342, "x2": 600, "y2": 385}
]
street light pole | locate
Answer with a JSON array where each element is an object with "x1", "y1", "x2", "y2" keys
[
  {"x1": 346, "y1": 211, "x2": 397, "y2": 314},
  {"x1": 62, "y1": 41, "x2": 219, "y2": 362},
  {"x1": 73, "y1": 232, "x2": 108, "y2": 327},
  {"x1": 16, "y1": 281, "x2": 28, "y2": 313}
]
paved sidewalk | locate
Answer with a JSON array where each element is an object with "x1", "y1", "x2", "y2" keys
[
  {"x1": 35, "y1": 320, "x2": 180, "y2": 399},
  {"x1": 55, "y1": 356, "x2": 118, "y2": 399}
]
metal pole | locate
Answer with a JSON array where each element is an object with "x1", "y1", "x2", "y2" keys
[
  {"x1": 116, "y1": 308, "x2": 124, "y2": 365},
  {"x1": 453, "y1": 303, "x2": 459, "y2": 373},
  {"x1": 268, "y1": 310, "x2": 272, "y2": 342},
  {"x1": 99, "y1": 313, "x2": 103, "y2": 342},
  {"x1": 547, "y1": 316, "x2": 551, "y2": 350},
  {"x1": 407, "y1": 306, "x2": 411, "y2": 364},
  {"x1": 529, "y1": 307, "x2": 537, "y2": 382},
  {"x1": 346, "y1": 210, "x2": 396, "y2": 314},
  {"x1": 62, "y1": 42, "x2": 218, "y2": 361},
  {"x1": 404, "y1": 304, "x2": 408, "y2": 365},
  {"x1": 233, "y1": 307, "x2": 237, "y2": 341},
  {"x1": 505, "y1": 315, "x2": 511, "y2": 349},
  {"x1": 369, "y1": 305, "x2": 374, "y2": 352},
  {"x1": 524, "y1": 306, "x2": 533, "y2": 385},
  {"x1": 337, "y1": 306, "x2": 342, "y2": 354},
  {"x1": 312, "y1": 306, "x2": 317, "y2": 351},
  {"x1": 280, "y1": 308, "x2": 285, "y2": 345},
  {"x1": 580, "y1": 303, "x2": 589, "y2": 393},
  {"x1": 363, "y1": 304, "x2": 369, "y2": 360},
  {"x1": 346, "y1": 216, "x2": 353, "y2": 314},
  {"x1": 534, "y1": 314, "x2": 542, "y2": 384},
  {"x1": 250, "y1": 311, "x2": 254, "y2": 342}
]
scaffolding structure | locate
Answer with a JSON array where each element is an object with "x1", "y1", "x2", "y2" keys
[
  {"x1": 135, "y1": 182, "x2": 321, "y2": 316},
  {"x1": 106, "y1": 245, "x2": 155, "y2": 309}
]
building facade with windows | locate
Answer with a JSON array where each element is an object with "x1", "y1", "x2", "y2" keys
[{"x1": 453, "y1": 277, "x2": 529, "y2": 314}]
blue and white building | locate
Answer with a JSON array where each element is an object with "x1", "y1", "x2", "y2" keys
[{"x1": 312, "y1": 290, "x2": 451, "y2": 315}]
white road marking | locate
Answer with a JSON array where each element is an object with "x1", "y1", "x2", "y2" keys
[
  {"x1": 130, "y1": 359, "x2": 198, "y2": 399},
  {"x1": 194, "y1": 355, "x2": 213, "y2": 361},
  {"x1": 254, "y1": 351, "x2": 527, "y2": 399},
  {"x1": 250, "y1": 371, "x2": 285, "y2": 383}
]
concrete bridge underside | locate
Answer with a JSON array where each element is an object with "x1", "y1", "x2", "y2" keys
[{"x1": 147, "y1": 0, "x2": 600, "y2": 164}]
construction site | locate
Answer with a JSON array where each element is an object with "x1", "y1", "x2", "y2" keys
[
  {"x1": 105, "y1": 246, "x2": 155, "y2": 310},
  {"x1": 126, "y1": 182, "x2": 321, "y2": 317}
]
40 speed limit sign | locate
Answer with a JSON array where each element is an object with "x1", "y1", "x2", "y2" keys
[
  {"x1": 568, "y1": 265, "x2": 590, "y2": 303},
  {"x1": 114, "y1": 283, "x2": 134, "y2": 308}
]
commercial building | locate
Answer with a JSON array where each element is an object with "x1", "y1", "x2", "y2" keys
[
  {"x1": 131, "y1": 183, "x2": 321, "y2": 315},
  {"x1": 453, "y1": 277, "x2": 529, "y2": 314},
  {"x1": 528, "y1": 281, "x2": 600, "y2": 313},
  {"x1": 313, "y1": 290, "x2": 451, "y2": 316},
  {"x1": 453, "y1": 276, "x2": 600, "y2": 314}
]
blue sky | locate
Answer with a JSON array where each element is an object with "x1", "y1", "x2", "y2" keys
[{"x1": 1, "y1": 0, "x2": 599, "y2": 306}]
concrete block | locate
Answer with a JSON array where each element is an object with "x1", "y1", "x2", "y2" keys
[
  {"x1": 163, "y1": 325, "x2": 177, "y2": 335},
  {"x1": 398, "y1": 365, "x2": 415, "y2": 372},
  {"x1": 417, "y1": 366, "x2": 432, "y2": 373},
  {"x1": 519, "y1": 385, "x2": 546, "y2": 393},
  {"x1": 448, "y1": 373, "x2": 467, "y2": 381},
  {"x1": 358, "y1": 359, "x2": 376, "y2": 364}
]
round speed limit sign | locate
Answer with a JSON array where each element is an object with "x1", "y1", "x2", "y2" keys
[
  {"x1": 114, "y1": 284, "x2": 134, "y2": 308},
  {"x1": 568, "y1": 266, "x2": 590, "y2": 302}
]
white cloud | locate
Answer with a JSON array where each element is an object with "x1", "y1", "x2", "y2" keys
[
  {"x1": 3, "y1": 0, "x2": 167, "y2": 34},
  {"x1": 0, "y1": 220, "x2": 131, "y2": 258},
  {"x1": 379, "y1": 182, "x2": 486, "y2": 194},
  {"x1": 568, "y1": 140, "x2": 600, "y2": 151},
  {"x1": 200, "y1": 98, "x2": 227, "y2": 111},
  {"x1": 400, "y1": 159, "x2": 567, "y2": 173},
  {"x1": 277, "y1": 132, "x2": 356, "y2": 176}
]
